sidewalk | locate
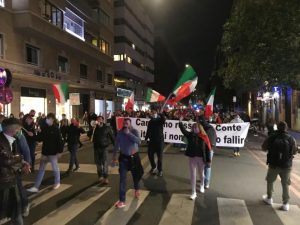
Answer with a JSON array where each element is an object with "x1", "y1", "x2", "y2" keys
[{"x1": 259, "y1": 129, "x2": 300, "y2": 144}]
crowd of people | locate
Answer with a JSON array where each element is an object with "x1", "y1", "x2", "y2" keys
[{"x1": 0, "y1": 105, "x2": 298, "y2": 224}]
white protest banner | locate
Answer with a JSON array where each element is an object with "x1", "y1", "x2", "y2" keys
[
  {"x1": 211, "y1": 123, "x2": 250, "y2": 147},
  {"x1": 116, "y1": 117, "x2": 192, "y2": 144},
  {"x1": 116, "y1": 117, "x2": 250, "y2": 147}
]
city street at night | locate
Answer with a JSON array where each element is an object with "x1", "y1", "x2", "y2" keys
[{"x1": 10, "y1": 133, "x2": 300, "y2": 225}]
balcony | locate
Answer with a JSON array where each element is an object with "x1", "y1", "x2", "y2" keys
[
  {"x1": 13, "y1": 12, "x2": 113, "y2": 66},
  {"x1": 114, "y1": 61, "x2": 154, "y2": 83}
]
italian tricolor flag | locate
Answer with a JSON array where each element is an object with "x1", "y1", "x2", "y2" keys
[
  {"x1": 204, "y1": 87, "x2": 216, "y2": 119},
  {"x1": 169, "y1": 65, "x2": 198, "y2": 104},
  {"x1": 52, "y1": 83, "x2": 69, "y2": 104},
  {"x1": 146, "y1": 88, "x2": 165, "y2": 102},
  {"x1": 125, "y1": 92, "x2": 134, "y2": 111}
]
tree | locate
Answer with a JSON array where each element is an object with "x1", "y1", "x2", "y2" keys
[{"x1": 218, "y1": 0, "x2": 300, "y2": 90}]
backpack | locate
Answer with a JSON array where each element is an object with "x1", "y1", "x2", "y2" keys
[{"x1": 267, "y1": 133, "x2": 292, "y2": 168}]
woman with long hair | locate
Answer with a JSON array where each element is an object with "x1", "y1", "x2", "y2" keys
[{"x1": 179, "y1": 117, "x2": 212, "y2": 200}]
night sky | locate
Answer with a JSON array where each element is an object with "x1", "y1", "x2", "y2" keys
[{"x1": 143, "y1": 0, "x2": 233, "y2": 85}]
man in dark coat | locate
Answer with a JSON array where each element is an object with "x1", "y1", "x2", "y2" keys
[
  {"x1": 199, "y1": 116, "x2": 217, "y2": 189},
  {"x1": 0, "y1": 118, "x2": 30, "y2": 225},
  {"x1": 92, "y1": 116, "x2": 115, "y2": 184},
  {"x1": 145, "y1": 107, "x2": 166, "y2": 176},
  {"x1": 262, "y1": 121, "x2": 297, "y2": 211}
]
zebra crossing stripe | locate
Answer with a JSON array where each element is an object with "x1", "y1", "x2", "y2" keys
[
  {"x1": 158, "y1": 194, "x2": 195, "y2": 225},
  {"x1": 272, "y1": 203, "x2": 300, "y2": 225},
  {"x1": 217, "y1": 198, "x2": 253, "y2": 225},
  {"x1": 29, "y1": 184, "x2": 72, "y2": 208},
  {"x1": 94, "y1": 189, "x2": 150, "y2": 225},
  {"x1": 32, "y1": 186, "x2": 110, "y2": 225}
]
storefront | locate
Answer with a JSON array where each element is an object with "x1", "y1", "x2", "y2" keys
[
  {"x1": 95, "y1": 99, "x2": 105, "y2": 116},
  {"x1": 56, "y1": 100, "x2": 73, "y2": 120},
  {"x1": 0, "y1": 103, "x2": 11, "y2": 116},
  {"x1": 20, "y1": 87, "x2": 47, "y2": 115}
]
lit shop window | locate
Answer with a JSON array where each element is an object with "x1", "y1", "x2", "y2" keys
[
  {"x1": 64, "y1": 8, "x2": 85, "y2": 41},
  {"x1": 0, "y1": 0, "x2": 4, "y2": 7},
  {"x1": 127, "y1": 56, "x2": 132, "y2": 64}
]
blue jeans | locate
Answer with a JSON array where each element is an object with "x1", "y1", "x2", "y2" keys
[
  {"x1": 233, "y1": 147, "x2": 240, "y2": 153},
  {"x1": 28, "y1": 142, "x2": 36, "y2": 168},
  {"x1": 34, "y1": 155, "x2": 60, "y2": 188},
  {"x1": 204, "y1": 150, "x2": 214, "y2": 186},
  {"x1": 68, "y1": 144, "x2": 79, "y2": 170},
  {"x1": 119, "y1": 157, "x2": 140, "y2": 202},
  {"x1": 16, "y1": 175, "x2": 28, "y2": 213}
]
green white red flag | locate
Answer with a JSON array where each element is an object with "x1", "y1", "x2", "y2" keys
[
  {"x1": 125, "y1": 92, "x2": 134, "y2": 111},
  {"x1": 145, "y1": 88, "x2": 165, "y2": 102},
  {"x1": 52, "y1": 83, "x2": 69, "y2": 104},
  {"x1": 204, "y1": 87, "x2": 216, "y2": 119},
  {"x1": 168, "y1": 65, "x2": 198, "y2": 105}
]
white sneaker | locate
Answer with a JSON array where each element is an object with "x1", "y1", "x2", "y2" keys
[
  {"x1": 200, "y1": 185, "x2": 205, "y2": 193},
  {"x1": 280, "y1": 204, "x2": 289, "y2": 211},
  {"x1": 27, "y1": 187, "x2": 39, "y2": 193},
  {"x1": 190, "y1": 192, "x2": 197, "y2": 200},
  {"x1": 53, "y1": 183, "x2": 60, "y2": 190},
  {"x1": 262, "y1": 195, "x2": 273, "y2": 205},
  {"x1": 204, "y1": 184, "x2": 210, "y2": 189}
]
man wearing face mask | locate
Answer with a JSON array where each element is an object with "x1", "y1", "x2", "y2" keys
[
  {"x1": 145, "y1": 107, "x2": 166, "y2": 176},
  {"x1": 27, "y1": 113, "x2": 63, "y2": 193},
  {"x1": 0, "y1": 118, "x2": 31, "y2": 225},
  {"x1": 66, "y1": 118, "x2": 85, "y2": 173},
  {"x1": 92, "y1": 116, "x2": 115, "y2": 184}
]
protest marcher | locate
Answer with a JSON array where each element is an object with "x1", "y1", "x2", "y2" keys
[
  {"x1": 199, "y1": 116, "x2": 216, "y2": 189},
  {"x1": 0, "y1": 118, "x2": 31, "y2": 225},
  {"x1": 145, "y1": 107, "x2": 166, "y2": 176},
  {"x1": 66, "y1": 118, "x2": 85, "y2": 173},
  {"x1": 27, "y1": 113, "x2": 64, "y2": 193},
  {"x1": 92, "y1": 116, "x2": 115, "y2": 184},
  {"x1": 113, "y1": 118, "x2": 143, "y2": 209},
  {"x1": 230, "y1": 113, "x2": 244, "y2": 156},
  {"x1": 179, "y1": 117, "x2": 211, "y2": 199},
  {"x1": 261, "y1": 121, "x2": 297, "y2": 211},
  {"x1": 22, "y1": 114, "x2": 37, "y2": 171},
  {"x1": 60, "y1": 114, "x2": 69, "y2": 144}
]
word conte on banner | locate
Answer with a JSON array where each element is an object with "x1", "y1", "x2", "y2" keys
[{"x1": 116, "y1": 117, "x2": 250, "y2": 147}]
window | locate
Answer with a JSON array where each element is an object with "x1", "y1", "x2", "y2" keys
[
  {"x1": 64, "y1": 8, "x2": 85, "y2": 41},
  {"x1": 0, "y1": 0, "x2": 4, "y2": 7},
  {"x1": 100, "y1": 9, "x2": 110, "y2": 26},
  {"x1": 127, "y1": 56, "x2": 132, "y2": 64},
  {"x1": 0, "y1": 34, "x2": 3, "y2": 59},
  {"x1": 80, "y1": 64, "x2": 87, "y2": 79},
  {"x1": 42, "y1": 1, "x2": 63, "y2": 28},
  {"x1": 100, "y1": 39, "x2": 110, "y2": 55},
  {"x1": 58, "y1": 56, "x2": 68, "y2": 73},
  {"x1": 107, "y1": 74, "x2": 113, "y2": 85},
  {"x1": 92, "y1": 38, "x2": 98, "y2": 47},
  {"x1": 96, "y1": 70, "x2": 103, "y2": 82},
  {"x1": 26, "y1": 44, "x2": 40, "y2": 66}
]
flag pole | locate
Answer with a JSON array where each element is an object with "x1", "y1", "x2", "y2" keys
[{"x1": 160, "y1": 93, "x2": 173, "y2": 113}]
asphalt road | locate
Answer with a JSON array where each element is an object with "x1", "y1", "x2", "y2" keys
[{"x1": 6, "y1": 134, "x2": 300, "y2": 225}]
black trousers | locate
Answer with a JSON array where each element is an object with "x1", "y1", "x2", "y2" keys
[{"x1": 148, "y1": 141, "x2": 164, "y2": 172}]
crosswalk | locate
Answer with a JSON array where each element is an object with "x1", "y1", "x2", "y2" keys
[{"x1": 14, "y1": 182, "x2": 300, "y2": 225}]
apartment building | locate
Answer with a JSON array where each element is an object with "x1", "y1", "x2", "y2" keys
[
  {"x1": 0, "y1": 0, "x2": 115, "y2": 119},
  {"x1": 113, "y1": 0, "x2": 154, "y2": 110}
]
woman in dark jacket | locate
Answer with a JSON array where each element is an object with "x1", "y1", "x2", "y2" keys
[
  {"x1": 66, "y1": 118, "x2": 85, "y2": 173},
  {"x1": 179, "y1": 117, "x2": 211, "y2": 200},
  {"x1": 27, "y1": 113, "x2": 63, "y2": 193}
]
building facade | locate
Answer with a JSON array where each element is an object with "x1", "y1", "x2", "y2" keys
[
  {"x1": 113, "y1": 0, "x2": 154, "y2": 110},
  {"x1": 0, "y1": 0, "x2": 115, "y2": 120}
]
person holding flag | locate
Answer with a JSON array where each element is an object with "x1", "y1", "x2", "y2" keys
[{"x1": 179, "y1": 116, "x2": 211, "y2": 200}]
